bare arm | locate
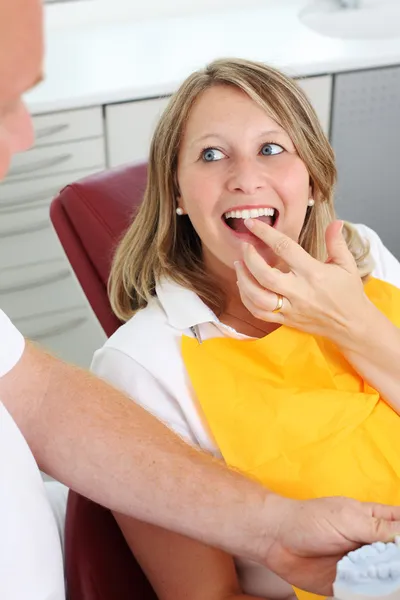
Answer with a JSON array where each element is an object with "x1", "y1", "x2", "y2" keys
[
  {"x1": 234, "y1": 218, "x2": 400, "y2": 413},
  {"x1": 113, "y1": 512, "x2": 273, "y2": 600},
  {"x1": 4, "y1": 342, "x2": 400, "y2": 598},
  {"x1": 0, "y1": 341, "x2": 272, "y2": 562},
  {"x1": 338, "y1": 300, "x2": 400, "y2": 413}
]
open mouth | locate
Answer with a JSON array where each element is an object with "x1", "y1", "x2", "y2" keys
[{"x1": 222, "y1": 207, "x2": 279, "y2": 234}]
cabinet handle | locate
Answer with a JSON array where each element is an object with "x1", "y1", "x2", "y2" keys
[
  {"x1": 0, "y1": 186, "x2": 63, "y2": 211},
  {"x1": 0, "y1": 218, "x2": 50, "y2": 238},
  {"x1": 30, "y1": 315, "x2": 88, "y2": 341},
  {"x1": 34, "y1": 123, "x2": 69, "y2": 141},
  {"x1": 0, "y1": 267, "x2": 71, "y2": 294},
  {"x1": 8, "y1": 153, "x2": 72, "y2": 178}
]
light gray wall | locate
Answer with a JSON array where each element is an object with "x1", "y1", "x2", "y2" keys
[{"x1": 331, "y1": 65, "x2": 400, "y2": 259}]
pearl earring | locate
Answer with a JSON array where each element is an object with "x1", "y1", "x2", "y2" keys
[
  {"x1": 176, "y1": 207, "x2": 184, "y2": 216},
  {"x1": 308, "y1": 198, "x2": 315, "y2": 207}
]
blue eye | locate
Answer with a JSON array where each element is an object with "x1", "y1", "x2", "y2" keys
[
  {"x1": 260, "y1": 143, "x2": 284, "y2": 156},
  {"x1": 201, "y1": 148, "x2": 225, "y2": 162}
]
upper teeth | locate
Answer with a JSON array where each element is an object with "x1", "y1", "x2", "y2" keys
[{"x1": 224, "y1": 208, "x2": 275, "y2": 220}]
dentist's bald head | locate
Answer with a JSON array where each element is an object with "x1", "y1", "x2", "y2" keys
[{"x1": 0, "y1": 0, "x2": 44, "y2": 179}]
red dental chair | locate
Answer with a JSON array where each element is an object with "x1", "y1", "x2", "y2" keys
[{"x1": 51, "y1": 163, "x2": 158, "y2": 600}]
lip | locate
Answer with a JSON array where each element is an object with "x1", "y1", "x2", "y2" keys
[{"x1": 221, "y1": 210, "x2": 280, "y2": 239}]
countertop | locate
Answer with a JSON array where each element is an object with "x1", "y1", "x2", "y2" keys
[{"x1": 26, "y1": 0, "x2": 400, "y2": 115}]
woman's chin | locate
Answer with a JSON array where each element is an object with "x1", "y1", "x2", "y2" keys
[{"x1": 253, "y1": 242, "x2": 279, "y2": 267}]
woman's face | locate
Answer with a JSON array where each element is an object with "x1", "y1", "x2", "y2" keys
[{"x1": 177, "y1": 84, "x2": 311, "y2": 278}]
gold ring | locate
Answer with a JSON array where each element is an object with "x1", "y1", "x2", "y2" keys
[{"x1": 272, "y1": 293, "x2": 284, "y2": 313}]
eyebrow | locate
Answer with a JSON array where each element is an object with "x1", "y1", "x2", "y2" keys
[{"x1": 189, "y1": 129, "x2": 287, "y2": 147}]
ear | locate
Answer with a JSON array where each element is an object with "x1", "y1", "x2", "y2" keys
[{"x1": 176, "y1": 194, "x2": 185, "y2": 213}]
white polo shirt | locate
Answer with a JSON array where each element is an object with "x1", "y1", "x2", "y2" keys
[
  {"x1": 0, "y1": 311, "x2": 66, "y2": 600},
  {"x1": 91, "y1": 224, "x2": 400, "y2": 599}
]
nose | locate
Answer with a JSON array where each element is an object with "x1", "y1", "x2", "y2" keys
[
  {"x1": 0, "y1": 101, "x2": 34, "y2": 180},
  {"x1": 226, "y1": 156, "x2": 267, "y2": 196},
  {"x1": 2, "y1": 100, "x2": 35, "y2": 154}
]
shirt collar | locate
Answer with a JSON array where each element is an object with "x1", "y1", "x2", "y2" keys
[{"x1": 155, "y1": 277, "x2": 218, "y2": 330}]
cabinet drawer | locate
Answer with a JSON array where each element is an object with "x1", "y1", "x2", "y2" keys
[
  {"x1": 14, "y1": 306, "x2": 106, "y2": 368},
  {"x1": 0, "y1": 167, "x2": 105, "y2": 269},
  {"x1": 32, "y1": 107, "x2": 104, "y2": 148},
  {"x1": 0, "y1": 202, "x2": 64, "y2": 268},
  {"x1": 0, "y1": 226, "x2": 64, "y2": 269},
  {"x1": 0, "y1": 168, "x2": 103, "y2": 210},
  {"x1": 296, "y1": 75, "x2": 332, "y2": 136},
  {"x1": 0, "y1": 258, "x2": 85, "y2": 319},
  {"x1": 5, "y1": 138, "x2": 106, "y2": 183},
  {"x1": 106, "y1": 97, "x2": 171, "y2": 167}
]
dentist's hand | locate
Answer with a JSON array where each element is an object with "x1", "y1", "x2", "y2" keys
[{"x1": 265, "y1": 495, "x2": 400, "y2": 595}]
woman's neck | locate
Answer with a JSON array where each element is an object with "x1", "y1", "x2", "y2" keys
[
  {"x1": 203, "y1": 253, "x2": 279, "y2": 338},
  {"x1": 217, "y1": 278, "x2": 279, "y2": 339},
  {"x1": 220, "y1": 300, "x2": 279, "y2": 339}
]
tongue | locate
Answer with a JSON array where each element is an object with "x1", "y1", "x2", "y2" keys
[{"x1": 228, "y1": 215, "x2": 273, "y2": 233}]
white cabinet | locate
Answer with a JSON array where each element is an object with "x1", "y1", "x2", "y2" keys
[
  {"x1": 0, "y1": 170, "x2": 99, "y2": 268},
  {"x1": 14, "y1": 306, "x2": 105, "y2": 371},
  {"x1": 106, "y1": 76, "x2": 333, "y2": 168},
  {"x1": 106, "y1": 97, "x2": 171, "y2": 167},
  {"x1": 296, "y1": 75, "x2": 332, "y2": 136},
  {"x1": 0, "y1": 107, "x2": 107, "y2": 367},
  {"x1": 6, "y1": 138, "x2": 106, "y2": 182},
  {"x1": 32, "y1": 107, "x2": 104, "y2": 147}
]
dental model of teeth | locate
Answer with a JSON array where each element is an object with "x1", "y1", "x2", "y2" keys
[
  {"x1": 333, "y1": 537, "x2": 400, "y2": 600},
  {"x1": 223, "y1": 207, "x2": 276, "y2": 220}
]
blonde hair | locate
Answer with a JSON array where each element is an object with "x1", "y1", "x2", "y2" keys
[{"x1": 109, "y1": 58, "x2": 372, "y2": 322}]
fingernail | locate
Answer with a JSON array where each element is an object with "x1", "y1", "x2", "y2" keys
[
  {"x1": 244, "y1": 218, "x2": 254, "y2": 230},
  {"x1": 234, "y1": 260, "x2": 241, "y2": 269}
]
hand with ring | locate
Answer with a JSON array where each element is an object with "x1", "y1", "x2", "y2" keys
[
  {"x1": 234, "y1": 218, "x2": 371, "y2": 346},
  {"x1": 272, "y1": 293, "x2": 284, "y2": 314}
]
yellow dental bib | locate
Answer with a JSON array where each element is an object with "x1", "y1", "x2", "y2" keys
[{"x1": 181, "y1": 278, "x2": 400, "y2": 600}]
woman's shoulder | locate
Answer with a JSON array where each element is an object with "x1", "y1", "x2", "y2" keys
[
  {"x1": 103, "y1": 295, "x2": 183, "y2": 363},
  {"x1": 92, "y1": 295, "x2": 193, "y2": 417},
  {"x1": 91, "y1": 293, "x2": 217, "y2": 452},
  {"x1": 352, "y1": 223, "x2": 400, "y2": 289}
]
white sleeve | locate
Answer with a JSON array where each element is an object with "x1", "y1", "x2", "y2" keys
[
  {"x1": 91, "y1": 347, "x2": 198, "y2": 446},
  {"x1": 354, "y1": 224, "x2": 400, "y2": 289},
  {"x1": 0, "y1": 310, "x2": 25, "y2": 377}
]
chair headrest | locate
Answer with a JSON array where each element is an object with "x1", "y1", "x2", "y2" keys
[{"x1": 58, "y1": 163, "x2": 148, "y2": 285}]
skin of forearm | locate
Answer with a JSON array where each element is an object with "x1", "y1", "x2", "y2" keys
[
  {"x1": 227, "y1": 594, "x2": 296, "y2": 600},
  {"x1": 338, "y1": 300, "x2": 400, "y2": 413},
  {"x1": 227, "y1": 595, "x2": 275, "y2": 600},
  {"x1": 0, "y1": 341, "x2": 277, "y2": 564}
]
